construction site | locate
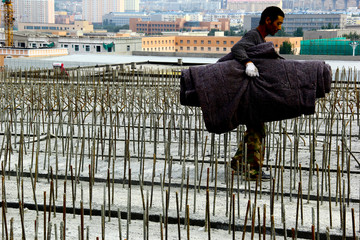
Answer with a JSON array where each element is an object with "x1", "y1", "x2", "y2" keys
[
  {"x1": 0, "y1": 1, "x2": 358, "y2": 239},
  {"x1": 0, "y1": 53, "x2": 356, "y2": 239}
]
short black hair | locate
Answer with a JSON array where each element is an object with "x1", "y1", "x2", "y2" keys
[{"x1": 259, "y1": 6, "x2": 284, "y2": 25}]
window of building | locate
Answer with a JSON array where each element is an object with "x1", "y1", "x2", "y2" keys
[
  {"x1": 216, "y1": 47, "x2": 219, "y2": 51},
  {"x1": 75, "y1": 45, "x2": 79, "y2": 51},
  {"x1": 194, "y1": 47, "x2": 197, "y2": 51},
  {"x1": 96, "y1": 46, "x2": 101, "y2": 52},
  {"x1": 208, "y1": 47, "x2": 211, "y2": 51},
  {"x1": 201, "y1": 47, "x2": 204, "y2": 51},
  {"x1": 223, "y1": 47, "x2": 227, "y2": 51},
  {"x1": 64, "y1": 44, "x2": 68, "y2": 48},
  {"x1": 127, "y1": 45, "x2": 131, "y2": 51},
  {"x1": 194, "y1": 40, "x2": 197, "y2": 44},
  {"x1": 187, "y1": 47, "x2": 190, "y2": 50},
  {"x1": 85, "y1": 45, "x2": 90, "y2": 52},
  {"x1": 180, "y1": 47, "x2": 183, "y2": 50},
  {"x1": 187, "y1": 40, "x2": 190, "y2": 44},
  {"x1": 180, "y1": 40, "x2": 183, "y2": 43},
  {"x1": 208, "y1": 40, "x2": 211, "y2": 44},
  {"x1": 223, "y1": 41, "x2": 227, "y2": 44},
  {"x1": 216, "y1": 41, "x2": 220, "y2": 44},
  {"x1": 201, "y1": 40, "x2": 204, "y2": 44},
  {"x1": 231, "y1": 41, "x2": 234, "y2": 45}
]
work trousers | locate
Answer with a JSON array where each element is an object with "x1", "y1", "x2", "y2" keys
[{"x1": 232, "y1": 123, "x2": 266, "y2": 176}]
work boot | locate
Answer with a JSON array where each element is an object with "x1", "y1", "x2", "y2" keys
[
  {"x1": 246, "y1": 171, "x2": 271, "y2": 181},
  {"x1": 230, "y1": 158, "x2": 241, "y2": 172}
]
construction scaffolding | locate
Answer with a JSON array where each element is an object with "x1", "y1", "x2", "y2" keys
[{"x1": 300, "y1": 37, "x2": 360, "y2": 56}]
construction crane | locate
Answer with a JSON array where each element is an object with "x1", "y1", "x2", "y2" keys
[{"x1": 2, "y1": 0, "x2": 14, "y2": 47}]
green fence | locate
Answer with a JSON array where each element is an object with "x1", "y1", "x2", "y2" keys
[{"x1": 301, "y1": 38, "x2": 360, "y2": 56}]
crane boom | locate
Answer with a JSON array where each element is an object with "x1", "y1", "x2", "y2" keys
[{"x1": 3, "y1": 0, "x2": 14, "y2": 47}]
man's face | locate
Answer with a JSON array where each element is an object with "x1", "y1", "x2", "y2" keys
[{"x1": 265, "y1": 15, "x2": 284, "y2": 36}]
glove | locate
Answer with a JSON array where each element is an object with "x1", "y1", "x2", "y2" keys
[{"x1": 245, "y1": 62, "x2": 259, "y2": 77}]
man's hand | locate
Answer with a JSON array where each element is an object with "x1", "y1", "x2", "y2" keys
[{"x1": 245, "y1": 62, "x2": 259, "y2": 77}]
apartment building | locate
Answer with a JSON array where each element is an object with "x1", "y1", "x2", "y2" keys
[
  {"x1": 130, "y1": 18, "x2": 230, "y2": 35},
  {"x1": 82, "y1": 0, "x2": 125, "y2": 23},
  {"x1": 13, "y1": 0, "x2": 55, "y2": 24},
  {"x1": 142, "y1": 36, "x2": 302, "y2": 54},
  {"x1": 125, "y1": 0, "x2": 140, "y2": 12}
]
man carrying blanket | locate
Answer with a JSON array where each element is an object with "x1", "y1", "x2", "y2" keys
[{"x1": 230, "y1": 6, "x2": 285, "y2": 180}]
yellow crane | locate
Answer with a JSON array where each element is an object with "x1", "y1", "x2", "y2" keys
[{"x1": 3, "y1": 0, "x2": 14, "y2": 47}]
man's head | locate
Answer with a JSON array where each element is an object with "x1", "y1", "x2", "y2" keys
[{"x1": 259, "y1": 6, "x2": 284, "y2": 36}]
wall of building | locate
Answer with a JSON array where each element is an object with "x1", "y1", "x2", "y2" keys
[
  {"x1": 130, "y1": 18, "x2": 230, "y2": 35},
  {"x1": 0, "y1": 48, "x2": 68, "y2": 57},
  {"x1": 56, "y1": 37, "x2": 142, "y2": 55},
  {"x1": 142, "y1": 36, "x2": 177, "y2": 52},
  {"x1": 266, "y1": 37, "x2": 302, "y2": 54},
  {"x1": 17, "y1": 21, "x2": 94, "y2": 35},
  {"x1": 304, "y1": 29, "x2": 360, "y2": 40},
  {"x1": 142, "y1": 35, "x2": 302, "y2": 55}
]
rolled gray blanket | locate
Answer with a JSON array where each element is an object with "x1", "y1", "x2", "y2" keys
[{"x1": 180, "y1": 42, "x2": 332, "y2": 134}]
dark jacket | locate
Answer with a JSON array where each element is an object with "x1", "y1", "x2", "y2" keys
[{"x1": 180, "y1": 42, "x2": 332, "y2": 134}]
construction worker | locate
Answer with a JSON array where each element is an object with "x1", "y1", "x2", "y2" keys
[{"x1": 230, "y1": 6, "x2": 285, "y2": 180}]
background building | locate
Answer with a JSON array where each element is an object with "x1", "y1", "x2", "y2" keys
[
  {"x1": 13, "y1": 0, "x2": 55, "y2": 24},
  {"x1": 130, "y1": 18, "x2": 230, "y2": 35},
  {"x1": 304, "y1": 29, "x2": 360, "y2": 40},
  {"x1": 142, "y1": 35, "x2": 302, "y2": 54},
  {"x1": 103, "y1": 12, "x2": 152, "y2": 26},
  {"x1": 6, "y1": 31, "x2": 142, "y2": 55},
  {"x1": 82, "y1": 0, "x2": 125, "y2": 24},
  {"x1": 17, "y1": 21, "x2": 94, "y2": 37},
  {"x1": 227, "y1": 0, "x2": 282, "y2": 12},
  {"x1": 125, "y1": 0, "x2": 140, "y2": 12},
  {"x1": 244, "y1": 14, "x2": 347, "y2": 34},
  {"x1": 55, "y1": 11, "x2": 75, "y2": 24}
]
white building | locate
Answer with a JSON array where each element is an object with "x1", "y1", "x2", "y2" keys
[
  {"x1": 13, "y1": 0, "x2": 55, "y2": 24},
  {"x1": 82, "y1": 0, "x2": 125, "y2": 23},
  {"x1": 227, "y1": 0, "x2": 282, "y2": 12},
  {"x1": 125, "y1": 0, "x2": 140, "y2": 12}
]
